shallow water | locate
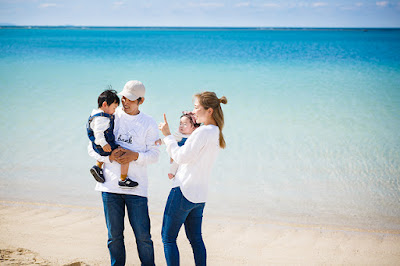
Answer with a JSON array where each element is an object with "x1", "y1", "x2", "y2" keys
[{"x1": 1, "y1": 27, "x2": 399, "y2": 230}]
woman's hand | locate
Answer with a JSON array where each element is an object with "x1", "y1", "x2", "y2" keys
[{"x1": 159, "y1": 113, "x2": 171, "y2": 137}]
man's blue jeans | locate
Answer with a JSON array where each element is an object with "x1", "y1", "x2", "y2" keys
[
  {"x1": 161, "y1": 187, "x2": 206, "y2": 266},
  {"x1": 102, "y1": 192, "x2": 155, "y2": 266}
]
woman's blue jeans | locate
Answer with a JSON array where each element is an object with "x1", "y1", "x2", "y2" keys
[
  {"x1": 161, "y1": 187, "x2": 206, "y2": 266},
  {"x1": 102, "y1": 192, "x2": 155, "y2": 266}
]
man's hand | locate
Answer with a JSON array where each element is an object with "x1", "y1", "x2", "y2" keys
[
  {"x1": 110, "y1": 147, "x2": 139, "y2": 164},
  {"x1": 116, "y1": 149, "x2": 139, "y2": 164},
  {"x1": 155, "y1": 139, "x2": 162, "y2": 146},
  {"x1": 110, "y1": 147, "x2": 125, "y2": 162}
]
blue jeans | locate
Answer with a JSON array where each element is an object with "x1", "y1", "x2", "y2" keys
[
  {"x1": 161, "y1": 187, "x2": 206, "y2": 266},
  {"x1": 102, "y1": 192, "x2": 155, "y2": 266}
]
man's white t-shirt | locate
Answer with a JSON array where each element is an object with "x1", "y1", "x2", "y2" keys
[{"x1": 88, "y1": 107, "x2": 160, "y2": 197}]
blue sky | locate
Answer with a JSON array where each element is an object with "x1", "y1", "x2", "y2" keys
[{"x1": 1, "y1": 0, "x2": 399, "y2": 27}]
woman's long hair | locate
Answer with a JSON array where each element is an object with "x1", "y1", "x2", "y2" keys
[{"x1": 194, "y1": 91, "x2": 228, "y2": 149}]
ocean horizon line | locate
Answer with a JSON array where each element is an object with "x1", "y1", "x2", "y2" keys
[{"x1": 1, "y1": 25, "x2": 400, "y2": 31}]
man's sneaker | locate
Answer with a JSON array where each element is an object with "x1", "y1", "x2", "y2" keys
[
  {"x1": 90, "y1": 165, "x2": 105, "y2": 183},
  {"x1": 118, "y1": 178, "x2": 138, "y2": 188}
]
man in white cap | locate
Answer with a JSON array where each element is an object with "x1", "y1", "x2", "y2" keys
[{"x1": 88, "y1": 80, "x2": 159, "y2": 266}]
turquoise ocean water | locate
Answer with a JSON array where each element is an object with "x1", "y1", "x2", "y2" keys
[{"x1": 0, "y1": 27, "x2": 399, "y2": 231}]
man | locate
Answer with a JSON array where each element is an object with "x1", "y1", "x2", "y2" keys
[{"x1": 88, "y1": 80, "x2": 160, "y2": 266}]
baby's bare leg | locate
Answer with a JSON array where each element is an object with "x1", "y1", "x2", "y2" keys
[
  {"x1": 121, "y1": 163, "x2": 129, "y2": 180},
  {"x1": 120, "y1": 150, "x2": 129, "y2": 181}
]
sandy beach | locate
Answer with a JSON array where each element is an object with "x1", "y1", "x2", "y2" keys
[{"x1": 0, "y1": 200, "x2": 399, "y2": 265}]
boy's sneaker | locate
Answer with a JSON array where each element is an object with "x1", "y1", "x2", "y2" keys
[
  {"x1": 118, "y1": 178, "x2": 138, "y2": 188},
  {"x1": 90, "y1": 165, "x2": 105, "y2": 183}
]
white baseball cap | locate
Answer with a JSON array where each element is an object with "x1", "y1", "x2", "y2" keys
[{"x1": 118, "y1": 80, "x2": 146, "y2": 101}]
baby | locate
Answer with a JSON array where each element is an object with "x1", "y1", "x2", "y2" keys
[
  {"x1": 168, "y1": 111, "x2": 200, "y2": 179},
  {"x1": 87, "y1": 89, "x2": 138, "y2": 188}
]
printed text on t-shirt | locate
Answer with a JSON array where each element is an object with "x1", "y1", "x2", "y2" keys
[{"x1": 117, "y1": 134, "x2": 132, "y2": 144}]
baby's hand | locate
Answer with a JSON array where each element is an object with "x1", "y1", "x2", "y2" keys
[
  {"x1": 103, "y1": 144, "x2": 112, "y2": 152},
  {"x1": 168, "y1": 173, "x2": 175, "y2": 180},
  {"x1": 155, "y1": 139, "x2": 162, "y2": 146}
]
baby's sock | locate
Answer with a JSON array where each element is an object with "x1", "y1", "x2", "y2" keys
[{"x1": 121, "y1": 174, "x2": 127, "y2": 181}]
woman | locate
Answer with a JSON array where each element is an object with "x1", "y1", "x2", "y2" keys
[{"x1": 159, "y1": 91, "x2": 228, "y2": 266}]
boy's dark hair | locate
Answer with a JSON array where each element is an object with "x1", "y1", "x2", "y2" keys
[{"x1": 98, "y1": 88, "x2": 120, "y2": 108}]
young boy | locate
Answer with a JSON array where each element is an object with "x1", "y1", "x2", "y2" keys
[{"x1": 87, "y1": 89, "x2": 138, "y2": 188}]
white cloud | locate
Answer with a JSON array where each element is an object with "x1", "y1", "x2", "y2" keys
[
  {"x1": 39, "y1": 3, "x2": 57, "y2": 8},
  {"x1": 296, "y1": 2, "x2": 310, "y2": 8},
  {"x1": 113, "y1": 1, "x2": 124, "y2": 7},
  {"x1": 263, "y1": 3, "x2": 280, "y2": 8},
  {"x1": 235, "y1": 2, "x2": 250, "y2": 7},
  {"x1": 188, "y1": 2, "x2": 224, "y2": 8},
  {"x1": 312, "y1": 2, "x2": 328, "y2": 7},
  {"x1": 112, "y1": 1, "x2": 125, "y2": 9},
  {"x1": 338, "y1": 2, "x2": 363, "y2": 10},
  {"x1": 376, "y1": 1, "x2": 389, "y2": 7}
]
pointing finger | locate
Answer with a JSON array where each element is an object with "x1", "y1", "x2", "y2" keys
[{"x1": 163, "y1": 113, "x2": 168, "y2": 124}]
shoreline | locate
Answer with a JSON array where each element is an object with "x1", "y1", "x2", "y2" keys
[{"x1": 1, "y1": 200, "x2": 399, "y2": 265}]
